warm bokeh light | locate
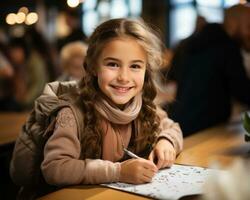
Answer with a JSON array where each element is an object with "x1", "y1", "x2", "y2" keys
[
  {"x1": 25, "y1": 12, "x2": 38, "y2": 25},
  {"x1": 6, "y1": 13, "x2": 16, "y2": 25},
  {"x1": 16, "y1": 12, "x2": 26, "y2": 24},
  {"x1": 67, "y1": 0, "x2": 80, "y2": 8},
  {"x1": 18, "y1": 7, "x2": 29, "y2": 15}
]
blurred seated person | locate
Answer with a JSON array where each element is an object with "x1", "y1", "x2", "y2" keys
[
  {"x1": 165, "y1": 4, "x2": 250, "y2": 136},
  {"x1": 8, "y1": 37, "x2": 49, "y2": 110},
  {"x1": 193, "y1": 15, "x2": 207, "y2": 34},
  {"x1": 0, "y1": 52, "x2": 14, "y2": 78},
  {"x1": 57, "y1": 41, "x2": 87, "y2": 81},
  {"x1": 155, "y1": 16, "x2": 207, "y2": 107},
  {"x1": 0, "y1": 50, "x2": 19, "y2": 111},
  {"x1": 57, "y1": 9, "x2": 87, "y2": 50},
  {"x1": 26, "y1": 27, "x2": 58, "y2": 81}
]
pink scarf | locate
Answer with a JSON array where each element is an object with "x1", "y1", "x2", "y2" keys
[{"x1": 94, "y1": 94, "x2": 142, "y2": 161}]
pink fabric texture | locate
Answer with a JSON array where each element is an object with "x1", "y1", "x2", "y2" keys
[{"x1": 41, "y1": 95, "x2": 183, "y2": 185}]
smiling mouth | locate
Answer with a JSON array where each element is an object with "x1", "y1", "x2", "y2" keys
[{"x1": 111, "y1": 85, "x2": 133, "y2": 93}]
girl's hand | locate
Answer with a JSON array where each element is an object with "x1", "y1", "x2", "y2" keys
[
  {"x1": 148, "y1": 139, "x2": 176, "y2": 169},
  {"x1": 120, "y1": 158, "x2": 158, "y2": 184}
]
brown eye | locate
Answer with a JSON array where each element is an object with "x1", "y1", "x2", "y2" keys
[
  {"x1": 130, "y1": 64, "x2": 141, "y2": 69},
  {"x1": 107, "y1": 62, "x2": 119, "y2": 67}
]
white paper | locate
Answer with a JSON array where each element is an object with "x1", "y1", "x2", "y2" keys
[{"x1": 102, "y1": 164, "x2": 220, "y2": 200}]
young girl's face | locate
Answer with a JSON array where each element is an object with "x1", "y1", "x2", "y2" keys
[{"x1": 96, "y1": 37, "x2": 147, "y2": 108}]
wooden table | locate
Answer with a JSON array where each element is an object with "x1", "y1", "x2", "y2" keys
[
  {"x1": 0, "y1": 112, "x2": 29, "y2": 147},
  {"x1": 38, "y1": 121, "x2": 250, "y2": 200},
  {"x1": 176, "y1": 122, "x2": 249, "y2": 167}
]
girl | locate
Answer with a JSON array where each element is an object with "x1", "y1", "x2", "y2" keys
[{"x1": 42, "y1": 18, "x2": 183, "y2": 188}]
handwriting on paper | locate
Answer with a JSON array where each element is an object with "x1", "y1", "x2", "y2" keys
[{"x1": 102, "y1": 164, "x2": 221, "y2": 200}]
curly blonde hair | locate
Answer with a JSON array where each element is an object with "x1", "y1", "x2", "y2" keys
[{"x1": 78, "y1": 18, "x2": 164, "y2": 158}]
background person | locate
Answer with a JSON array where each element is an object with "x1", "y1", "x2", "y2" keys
[
  {"x1": 165, "y1": 4, "x2": 250, "y2": 136},
  {"x1": 57, "y1": 41, "x2": 87, "y2": 81}
]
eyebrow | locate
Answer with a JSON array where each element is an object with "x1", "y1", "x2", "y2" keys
[{"x1": 103, "y1": 57, "x2": 145, "y2": 64}]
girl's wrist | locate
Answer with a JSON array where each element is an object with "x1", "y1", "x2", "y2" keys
[{"x1": 157, "y1": 137, "x2": 174, "y2": 147}]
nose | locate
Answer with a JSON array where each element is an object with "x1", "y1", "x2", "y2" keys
[{"x1": 117, "y1": 67, "x2": 129, "y2": 83}]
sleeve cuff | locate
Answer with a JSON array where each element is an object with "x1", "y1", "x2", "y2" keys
[
  {"x1": 157, "y1": 132, "x2": 176, "y2": 149},
  {"x1": 112, "y1": 162, "x2": 121, "y2": 182}
]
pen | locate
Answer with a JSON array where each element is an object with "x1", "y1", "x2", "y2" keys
[{"x1": 123, "y1": 148, "x2": 140, "y2": 159}]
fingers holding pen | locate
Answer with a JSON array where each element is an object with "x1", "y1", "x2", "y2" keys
[
  {"x1": 137, "y1": 159, "x2": 158, "y2": 183},
  {"x1": 142, "y1": 158, "x2": 158, "y2": 173},
  {"x1": 120, "y1": 158, "x2": 158, "y2": 184},
  {"x1": 141, "y1": 160, "x2": 158, "y2": 182}
]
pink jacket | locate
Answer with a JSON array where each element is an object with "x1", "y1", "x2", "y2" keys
[{"x1": 41, "y1": 107, "x2": 183, "y2": 186}]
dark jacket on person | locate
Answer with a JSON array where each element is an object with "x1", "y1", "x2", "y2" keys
[{"x1": 166, "y1": 23, "x2": 250, "y2": 136}]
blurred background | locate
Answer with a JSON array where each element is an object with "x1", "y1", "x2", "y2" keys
[
  {"x1": 1, "y1": 0, "x2": 248, "y2": 48},
  {"x1": 1, "y1": 0, "x2": 250, "y2": 199},
  {"x1": 1, "y1": 0, "x2": 249, "y2": 112}
]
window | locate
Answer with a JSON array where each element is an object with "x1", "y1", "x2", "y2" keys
[
  {"x1": 82, "y1": 0, "x2": 142, "y2": 36},
  {"x1": 169, "y1": 0, "x2": 241, "y2": 47},
  {"x1": 170, "y1": 5, "x2": 196, "y2": 47}
]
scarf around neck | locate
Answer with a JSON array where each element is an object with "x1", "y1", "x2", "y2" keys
[
  {"x1": 94, "y1": 93, "x2": 142, "y2": 161},
  {"x1": 94, "y1": 93, "x2": 142, "y2": 124}
]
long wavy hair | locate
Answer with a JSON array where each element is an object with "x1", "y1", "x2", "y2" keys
[{"x1": 78, "y1": 18, "x2": 164, "y2": 158}]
